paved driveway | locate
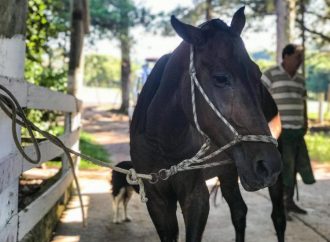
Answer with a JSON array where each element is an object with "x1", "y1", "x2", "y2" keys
[{"x1": 51, "y1": 106, "x2": 330, "y2": 242}]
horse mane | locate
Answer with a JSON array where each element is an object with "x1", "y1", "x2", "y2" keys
[{"x1": 130, "y1": 53, "x2": 171, "y2": 134}]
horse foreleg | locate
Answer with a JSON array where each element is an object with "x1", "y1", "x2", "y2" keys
[
  {"x1": 268, "y1": 174, "x2": 286, "y2": 242},
  {"x1": 177, "y1": 172, "x2": 210, "y2": 242},
  {"x1": 219, "y1": 170, "x2": 247, "y2": 242},
  {"x1": 145, "y1": 184, "x2": 179, "y2": 242}
]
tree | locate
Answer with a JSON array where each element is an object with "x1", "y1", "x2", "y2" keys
[
  {"x1": 306, "y1": 53, "x2": 330, "y2": 94},
  {"x1": 275, "y1": 0, "x2": 297, "y2": 63},
  {"x1": 84, "y1": 54, "x2": 121, "y2": 87},
  {"x1": 25, "y1": 0, "x2": 70, "y2": 91},
  {"x1": 296, "y1": 0, "x2": 330, "y2": 47},
  {"x1": 25, "y1": 0, "x2": 71, "y2": 132},
  {"x1": 90, "y1": 0, "x2": 153, "y2": 113}
]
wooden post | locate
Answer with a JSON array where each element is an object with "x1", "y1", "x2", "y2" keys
[
  {"x1": 0, "y1": 0, "x2": 28, "y2": 241},
  {"x1": 318, "y1": 93, "x2": 325, "y2": 124},
  {"x1": 205, "y1": 0, "x2": 213, "y2": 20}
]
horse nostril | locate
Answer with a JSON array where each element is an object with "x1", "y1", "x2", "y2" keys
[{"x1": 256, "y1": 160, "x2": 270, "y2": 178}]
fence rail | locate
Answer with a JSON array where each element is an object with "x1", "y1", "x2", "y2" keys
[{"x1": 0, "y1": 76, "x2": 81, "y2": 242}]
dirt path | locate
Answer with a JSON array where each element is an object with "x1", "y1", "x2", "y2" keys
[{"x1": 51, "y1": 106, "x2": 330, "y2": 242}]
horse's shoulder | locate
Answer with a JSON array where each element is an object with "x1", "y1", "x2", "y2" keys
[{"x1": 130, "y1": 53, "x2": 171, "y2": 134}]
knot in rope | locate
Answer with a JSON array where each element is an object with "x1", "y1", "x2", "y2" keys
[
  {"x1": 234, "y1": 134, "x2": 243, "y2": 143},
  {"x1": 126, "y1": 168, "x2": 149, "y2": 203},
  {"x1": 126, "y1": 168, "x2": 139, "y2": 185},
  {"x1": 170, "y1": 165, "x2": 178, "y2": 175}
]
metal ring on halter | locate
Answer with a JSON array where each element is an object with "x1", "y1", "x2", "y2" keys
[
  {"x1": 148, "y1": 173, "x2": 159, "y2": 184},
  {"x1": 158, "y1": 169, "x2": 171, "y2": 180}
]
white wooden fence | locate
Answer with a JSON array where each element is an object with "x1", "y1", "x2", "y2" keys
[{"x1": 0, "y1": 76, "x2": 81, "y2": 241}]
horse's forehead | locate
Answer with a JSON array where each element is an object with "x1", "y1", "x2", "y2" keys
[
  {"x1": 201, "y1": 34, "x2": 241, "y2": 60},
  {"x1": 199, "y1": 18, "x2": 230, "y2": 31}
]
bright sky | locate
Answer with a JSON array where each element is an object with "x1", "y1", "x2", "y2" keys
[{"x1": 88, "y1": 0, "x2": 276, "y2": 63}]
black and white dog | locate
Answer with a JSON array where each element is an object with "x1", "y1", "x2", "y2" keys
[{"x1": 111, "y1": 161, "x2": 139, "y2": 224}]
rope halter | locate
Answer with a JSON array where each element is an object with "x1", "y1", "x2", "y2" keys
[{"x1": 151, "y1": 45, "x2": 278, "y2": 181}]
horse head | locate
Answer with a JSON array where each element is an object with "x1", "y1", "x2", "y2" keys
[{"x1": 171, "y1": 7, "x2": 282, "y2": 191}]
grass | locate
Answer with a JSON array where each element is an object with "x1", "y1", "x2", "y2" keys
[
  {"x1": 46, "y1": 131, "x2": 111, "y2": 169},
  {"x1": 308, "y1": 112, "x2": 330, "y2": 121},
  {"x1": 79, "y1": 132, "x2": 111, "y2": 169},
  {"x1": 305, "y1": 132, "x2": 330, "y2": 163}
]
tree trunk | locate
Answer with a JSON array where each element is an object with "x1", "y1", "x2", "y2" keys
[
  {"x1": 68, "y1": 0, "x2": 85, "y2": 98},
  {"x1": 66, "y1": 0, "x2": 87, "y2": 171},
  {"x1": 276, "y1": 0, "x2": 296, "y2": 64},
  {"x1": 299, "y1": 0, "x2": 306, "y2": 77},
  {"x1": 205, "y1": 0, "x2": 213, "y2": 20},
  {"x1": 119, "y1": 34, "x2": 131, "y2": 114}
]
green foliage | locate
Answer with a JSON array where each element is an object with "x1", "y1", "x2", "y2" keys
[
  {"x1": 26, "y1": 0, "x2": 70, "y2": 91},
  {"x1": 308, "y1": 111, "x2": 330, "y2": 121},
  {"x1": 305, "y1": 132, "x2": 330, "y2": 162},
  {"x1": 79, "y1": 132, "x2": 111, "y2": 169},
  {"x1": 254, "y1": 59, "x2": 276, "y2": 72},
  {"x1": 21, "y1": 110, "x2": 64, "y2": 139},
  {"x1": 89, "y1": 0, "x2": 153, "y2": 41},
  {"x1": 306, "y1": 53, "x2": 330, "y2": 93},
  {"x1": 306, "y1": 68, "x2": 330, "y2": 93},
  {"x1": 25, "y1": 0, "x2": 70, "y2": 132},
  {"x1": 84, "y1": 54, "x2": 121, "y2": 87},
  {"x1": 46, "y1": 131, "x2": 111, "y2": 169}
]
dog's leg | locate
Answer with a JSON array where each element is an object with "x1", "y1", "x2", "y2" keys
[
  {"x1": 123, "y1": 187, "x2": 134, "y2": 222},
  {"x1": 112, "y1": 188, "x2": 125, "y2": 224}
]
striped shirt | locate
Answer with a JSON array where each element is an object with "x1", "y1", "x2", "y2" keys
[{"x1": 261, "y1": 65, "x2": 306, "y2": 129}]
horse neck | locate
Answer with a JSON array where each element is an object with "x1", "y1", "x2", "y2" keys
[{"x1": 146, "y1": 43, "x2": 201, "y2": 159}]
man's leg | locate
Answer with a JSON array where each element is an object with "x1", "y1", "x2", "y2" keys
[
  {"x1": 296, "y1": 138, "x2": 316, "y2": 185},
  {"x1": 278, "y1": 131, "x2": 300, "y2": 218},
  {"x1": 283, "y1": 136, "x2": 316, "y2": 215}
]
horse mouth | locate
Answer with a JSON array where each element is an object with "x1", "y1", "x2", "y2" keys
[{"x1": 239, "y1": 175, "x2": 277, "y2": 192}]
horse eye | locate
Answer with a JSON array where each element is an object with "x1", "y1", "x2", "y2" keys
[{"x1": 213, "y1": 73, "x2": 231, "y2": 87}]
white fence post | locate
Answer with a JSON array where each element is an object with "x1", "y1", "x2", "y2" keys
[{"x1": 0, "y1": 1, "x2": 28, "y2": 241}]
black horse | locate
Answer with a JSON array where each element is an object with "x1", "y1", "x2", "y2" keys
[{"x1": 130, "y1": 7, "x2": 284, "y2": 242}]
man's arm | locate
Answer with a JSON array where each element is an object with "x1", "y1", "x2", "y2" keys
[
  {"x1": 303, "y1": 99, "x2": 308, "y2": 135},
  {"x1": 303, "y1": 87, "x2": 308, "y2": 135}
]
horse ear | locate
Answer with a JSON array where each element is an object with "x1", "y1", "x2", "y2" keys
[
  {"x1": 230, "y1": 6, "x2": 246, "y2": 35},
  {"x1": 171, "y1": 15, "x2": 205, "y2": 46}
]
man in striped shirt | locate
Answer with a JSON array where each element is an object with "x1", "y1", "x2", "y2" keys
[{"x1": 262, "y1": 44, "x2": 315, "y2": 218}]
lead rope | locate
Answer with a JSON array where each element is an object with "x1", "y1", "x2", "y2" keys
[{"x1": 0, "y1": 83, "x2": 151, "y2": 208}]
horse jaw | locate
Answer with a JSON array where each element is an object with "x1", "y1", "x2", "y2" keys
[{"x1": 268, "y1": 113, "x2": 281, "y2": 139}]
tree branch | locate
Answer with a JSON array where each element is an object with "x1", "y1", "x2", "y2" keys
[
  {"x1": 305, "y1": 10, "x2": 330, "y2": 21},
  {"x1": 296, "y1": 20, "x2": 330, "y2": 42}
]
